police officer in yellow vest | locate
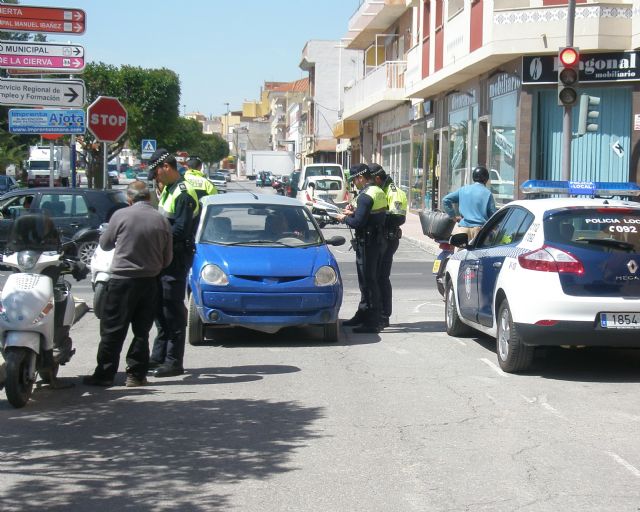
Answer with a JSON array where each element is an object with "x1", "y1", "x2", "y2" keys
[
  {"x1": 336, "y1": 164, "x2": 387, "y2": 333},
  {"x1": 371, "y1": 163, "x2": 407, "y2": 329},
  {"x1": 147, "y1": 148, "x2": 199, "y2": 378},
  {"x1": 184, "y1": 156, "x2": 217, "y2": 200}
]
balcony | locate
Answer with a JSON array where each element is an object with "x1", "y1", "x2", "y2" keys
[
  {"x1": 342, "y1": 61, "x2": 407, "y2": 121},
  {"x1": 345, "y1": 0, "x2": 408, "y2": 50}
]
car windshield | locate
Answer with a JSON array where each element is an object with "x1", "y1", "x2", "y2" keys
[
  {"x1": 199, "y1": 203, "x2": 323, "y2": 247},
  {"x1": 305, "y1": 165, "x2": 342, "y2": 178},
  {"x1": 6, "y1": 213, "x2": 60, "y2": 252},
  {"x1": 545, "y1": 208, "x2": 640, "y2": 253}
]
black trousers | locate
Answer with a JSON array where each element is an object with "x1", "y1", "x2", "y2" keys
[
  {"x1": 95, "y1": 276, "x2": 158, "y2": 380},
  {"x1": 355, "y1": 237, "x2": 384, "y2": 326},
  {"x1": 151, "y1": 273, "x2": 188, "y2": 369},
  {"x1": 379, "y1": 235, "x2": 400, "y2": 319}
]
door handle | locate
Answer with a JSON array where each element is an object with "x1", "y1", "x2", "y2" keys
[{"x1": 493, "y1": 262, "x2": 502, "y2": 269}]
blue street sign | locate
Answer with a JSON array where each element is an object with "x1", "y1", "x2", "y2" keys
[
  {"x1": 8, "y1": 108, "x2": 85, "y2": 134},
  {"x1": 141, "y1": 138, "x2": 156, "y2": 158}
]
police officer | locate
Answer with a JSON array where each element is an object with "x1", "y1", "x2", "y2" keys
[
  {"x1": 336, "y1": 164, "x2": 387, "y2": 333},
  {"x1": 184, "y1": 156, "x2": 218, "y2": 201},
  {"x1": 147, "y1": 149, "x2": 200, "y2": 378},
  {"x1": 370, "y1": 164, "x2": 407, "y2": 329}
]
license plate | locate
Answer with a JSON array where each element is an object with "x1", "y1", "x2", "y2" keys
[
  {"x1": 432, "y1": 260, "x2": 441, "y2": 273},
  {"x1": 600, "y1": 312, "x2": 640, "y2": 329}
]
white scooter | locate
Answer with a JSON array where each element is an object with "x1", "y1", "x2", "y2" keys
[
  {"x1": 90, "y1": 243, "x2": 113, "y2": 319},
  {"x1": 0, "y1": 213, "x2": 87, "y2": 408}
]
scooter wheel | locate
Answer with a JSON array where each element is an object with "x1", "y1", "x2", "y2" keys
[{"x1": 5, "y1": 348, "x2": 35, "y2": 408}]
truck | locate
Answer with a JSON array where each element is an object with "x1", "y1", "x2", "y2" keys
[
  {"x1": 244, "y1": 150, "x2": 295, "y2": 180},
  {"x1": 27, "y1": 145, "x2": 70, "y2": 187}
]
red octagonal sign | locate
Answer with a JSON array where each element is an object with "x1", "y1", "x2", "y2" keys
[{"x1": 87, "y1": 96, "x2": 128, "y2": 142}]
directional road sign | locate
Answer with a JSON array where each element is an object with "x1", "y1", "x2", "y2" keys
[
  {"x1": 87, "y1": 96, "x2": 128, "y2": 142},
  {"x1": 0, "y1": 78, "x2": 85, "y2": 108},
  {"x1": 8, "y1": 108, "x2": 85, "y2": 134},
  {"x1": 141, "y1": 139, "x2": 157, "y2": 159},
  {"x1": 0, "y1": 40, "x2": 84, "y2": 72},
  {"x1": 0, "y1": 5, "x2": 85, "y2": 34}
]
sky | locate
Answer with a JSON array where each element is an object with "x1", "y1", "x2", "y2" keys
[{"x1": 27, "y1": 0, "x2": 359, "y2": 117}]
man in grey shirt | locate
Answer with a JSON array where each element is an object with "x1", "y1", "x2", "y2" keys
[{"x1": 83, "y1": 181, "x2": 172, "y2": 387}]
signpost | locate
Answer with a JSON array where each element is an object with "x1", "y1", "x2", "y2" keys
[
  {"x1": 0, "y1": 40, "x2": 84, "y2": 72},
  {"x1": 87, "y1": 96, "x2": 128, "y2": 189},
  {"x1": 141, "y1": 139, "x2": 157, "y2": 159},
  {"x1": 8, "y1": 108, "x2": 85, "y2": 134},
  {"x1": 0, "y1": 5, "x2": 86, "y2": 34},
  {"x1": 0, "y1": 78, "x2": 85, "y2": 107}
]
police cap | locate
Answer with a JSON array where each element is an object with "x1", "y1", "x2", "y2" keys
[
  {"x1": 369, "y1": 163, "x2": 386, "y2": 180},
  {"x1": 148, "y1": 148, "x2": 171, "y2": 177},
  {"x1": 349, "y1": 163, "x2": 370, "y2": 181}
]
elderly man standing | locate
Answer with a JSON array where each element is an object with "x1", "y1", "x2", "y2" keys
[{"x1": 83, "y1": 181, "x2": 172, "y2": 387}]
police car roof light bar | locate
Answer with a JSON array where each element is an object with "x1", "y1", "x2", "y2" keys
[{"x1": 520, "y1": 180, "x2": 640, "y2": 198}]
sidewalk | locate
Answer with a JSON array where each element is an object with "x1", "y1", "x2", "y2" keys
[{"x1": 402, "y1": 211, "x2": 439, "y2": 256}]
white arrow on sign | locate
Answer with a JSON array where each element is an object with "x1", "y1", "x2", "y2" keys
[
  {"x1": 0, "y1": 78, "x2": 85, "y2": 108},
  {"x1": 0, "y1": 40, "x2": 84, "y2": 58}
]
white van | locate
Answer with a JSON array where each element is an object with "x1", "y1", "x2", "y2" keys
[{"x1": 297, "y1": 164, "x2": 350, "y2": 207}]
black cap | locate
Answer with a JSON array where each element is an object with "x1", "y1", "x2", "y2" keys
[
  {"x1": 187, "y1": 155, "x2": 202, "y2": 168},
  {"x1": 349, "y1": 163, "x2": 370, "y2": 181},
  {"x1": 369, "y1": 163, "x2": 386, "y2": 179},
  {"x1": 148, "y1": 148, "x2": 170, "y2": 176}
]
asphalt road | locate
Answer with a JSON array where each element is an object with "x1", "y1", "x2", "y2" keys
[{"x1": 0, "y1": 181, "x2": 639, "y2": 511}]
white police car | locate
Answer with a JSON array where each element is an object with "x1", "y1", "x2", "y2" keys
[{"x1": 444, "y1": 180, "x2": 640, "y2": 373}]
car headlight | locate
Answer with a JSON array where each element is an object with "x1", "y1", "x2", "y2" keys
[
  {"x1": 314, "y1": 265, "x2": 337, "y2": 286},
  {"x1": 17, "y1": 251, "x2": 39, "y2": 271},
  {"x1": 201, "y1": 264, "x2": 229, "y2": 286}
]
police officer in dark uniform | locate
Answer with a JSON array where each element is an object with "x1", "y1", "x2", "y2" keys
[
  {"x1": 336, "y1": 164, "x2": 387, "y2": 333},
  {"x1": 147, "y1": 149, "x2": 200, "y2": 377},
  {"x1": 370, "y1": 163, "x2": 407, "y2": 328}
]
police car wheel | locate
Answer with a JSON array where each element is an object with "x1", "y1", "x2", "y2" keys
[
  {"x1": 187, "y1": 294, "x2": 205, "y2": 346},
  {"x1": 445, "y1": 281, "x2": 472, "y2": 337},
  {"x1": 496, "y1": 300, "x2": 534, "y2": 373}
]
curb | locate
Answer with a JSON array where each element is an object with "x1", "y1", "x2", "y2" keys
[
  {"x1": 74, "y1": 299, "x2": 89, "y2": 323},
  {"x1": 403, "y1": 235, "x2": 440, "y2": 256}
]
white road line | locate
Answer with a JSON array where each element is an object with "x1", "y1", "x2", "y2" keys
[
  {"x1": 413, "y1": 302, "x2": 444, "y2": 312},
  {"x1": 455, "y1": 339, "x2": 467, "y2": 346},
  {"x1": 606, "y1": 451, "x2": 640, "y2": 478},
  {"x1": 480, "y1": 358, "x2": 508, "y2": 377}
]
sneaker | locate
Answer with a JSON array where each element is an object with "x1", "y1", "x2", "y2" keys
[
  {"x1": 125, "y1": 375, "x2": 148, "y2": 387},
  {"x1": 151, "y1": 365, "x2": 184, "y2": 378},
  {"x1": 82, "y1": 374, "x2": 114, "y2": 387}
]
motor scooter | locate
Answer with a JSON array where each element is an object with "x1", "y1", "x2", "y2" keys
[
  {"x1": 306, "y1": 197, "x2": 342, "y2": 228},
  {"x1": 0, "y1": 213, "x2": 87, "y2": 408},
  {"x1": 90, "y1": 242, "x2": 113, "y2": 319},
  {"x1": 432, "y1": 239, "x2": 454, "y2": 297}
]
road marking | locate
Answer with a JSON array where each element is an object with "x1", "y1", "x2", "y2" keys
[
  {"x1": 606, "y1": 451, "x2": 640, "y2": 478},
  {"x1": 480, "y1": 358, "x2": 507, "y2": 376},
  {"x1": 413, "y1": 302, "x2": 444, "y2": 313},
  {"x1": 455, "y1": 339, "x2": 467, "y2": 346}
]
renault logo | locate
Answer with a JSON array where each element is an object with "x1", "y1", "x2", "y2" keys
[{"x1": 628, "y1": 260, "x2": 638, "y2": 274}]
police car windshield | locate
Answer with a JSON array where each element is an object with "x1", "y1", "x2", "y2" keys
[{"x1": 545, "y1": 209, "x2": 640, "y2": 253}]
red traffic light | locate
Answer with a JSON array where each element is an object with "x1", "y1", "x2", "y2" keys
[{"x1": 559, "y1": 47, "x2": 579, "y2": 67}]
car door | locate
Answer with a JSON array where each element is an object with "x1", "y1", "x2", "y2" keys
[
  {"x1": 39, "y1": 191, "x2": 91, "y2": 240},
  {"x1": 0, "y1": 192, "x2": 39, "y2": 249},
  {"x1": 476, "y1": 207, "x2": 534, "y2": 326},
  {"x1": 456, "y1": 208, "x2": 513, "y2": 323}
]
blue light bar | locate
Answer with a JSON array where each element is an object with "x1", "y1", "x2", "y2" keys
[{"x1": 520, "y1": 180, "x2": 640, "y2": 197}]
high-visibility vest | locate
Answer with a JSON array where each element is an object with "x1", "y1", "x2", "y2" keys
[
  {"x1": 362, "y1": 184, "x2": 387, "y2": 213},
  {"x1": 383, "y1": 180, "x2": 407, "y2": 217},
  {"x1": 184, "y1": 169, "x2": 217, "y2": 199},
  {"x1": 158, "y1": 179, "x2": 200, "y2": 220}
]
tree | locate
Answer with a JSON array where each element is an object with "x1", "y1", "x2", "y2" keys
[
  {"x1": 197, "y1": 133, "x2": 229, "y2": 167},
  {"x1": 80, "y1": 63, "x2": 180, "y2": 188}
]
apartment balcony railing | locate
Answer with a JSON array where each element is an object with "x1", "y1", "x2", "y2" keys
[{"x1": 342, "y1": 60, "x2": 407, "y2": 121}]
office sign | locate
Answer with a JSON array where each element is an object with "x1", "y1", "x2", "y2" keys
[
  {"x1": 0, "y1": 40, "x2": 84, "y2": 72},
  {"x1": 522, "y1": 51, "x2": 640, "y2": 84},
  {"x1": 0, "y1": 5, "x2": 85, "y2": 34},
  {"x1": 0, "y1": 78, "x2": 85, "y2": 107},
  {"x1": 8, "y1": 108, "x2": 85, "y2": 134}
]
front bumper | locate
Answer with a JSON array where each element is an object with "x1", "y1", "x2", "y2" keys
[{"x1": 516, "y1": 321, "x2": 640, "y2": 347}]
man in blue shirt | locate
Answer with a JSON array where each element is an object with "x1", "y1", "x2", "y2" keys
[{"x1": 442, "y1": 166, "x2": 497, "y2": 241}]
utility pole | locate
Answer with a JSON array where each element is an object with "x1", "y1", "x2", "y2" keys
[{"x1": 561, "y1": 0, "x2": 576, "y2": 181}]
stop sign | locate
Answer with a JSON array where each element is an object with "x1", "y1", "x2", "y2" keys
[{"x1": 87, "y1": 96, "x2": 128, "y2": 142}]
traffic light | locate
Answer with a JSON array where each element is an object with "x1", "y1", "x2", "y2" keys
[
  {"x1": 558, "y1": 46, "x2": 580, "y2": 107},
  {"x1": 577, "y1": 94, "x2": 600, "y2": 135}
]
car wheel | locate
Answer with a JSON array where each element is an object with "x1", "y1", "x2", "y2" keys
[
  {"x1": 77, "y1": 240, "x2": 98, "y2": 266},
  {"x1": 187, "y1": 294, "x2": 204, "y2": 346},
  {"x1": 323, "y1": 320, "x2": 339, "y2": 343},
  {"x1": 445, "y1": 281, "x2": 472, "y2": 337},
  {"x1": 496, "y1": 299, "x2": 534, "y2": 373}
]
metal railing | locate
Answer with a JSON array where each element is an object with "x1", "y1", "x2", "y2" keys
[{"x1": 343, "y1": 61, "x2": 407, "y2": 113}]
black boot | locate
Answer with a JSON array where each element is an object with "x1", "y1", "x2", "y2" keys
[
  {"x1": 342, "y1": 311, "x2": 365, "y2": 326},
  {"x1": 352, "y1": 324, "x2": 380, "y2": 334}
]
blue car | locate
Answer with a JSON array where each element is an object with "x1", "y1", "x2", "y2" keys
[{"x1": 188, "y1": 192, "x2": 346, "y2": 344}]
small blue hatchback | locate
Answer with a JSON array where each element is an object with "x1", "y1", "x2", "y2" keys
[{"x1": 187, "y1": 192, "x2": 345, "y2": 344}]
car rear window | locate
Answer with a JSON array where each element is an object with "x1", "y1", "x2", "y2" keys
[
  {"x1": 305, "y1": 165, "x2": 343, "y2": 178},
  {"x1": 545, "y1": 208, "x2": 640, "y2": 252}
]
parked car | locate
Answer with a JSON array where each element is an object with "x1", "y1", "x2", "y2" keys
[
  {"x1": 107, "y1": 170, "x2": 119, "y2": 185},
  {"x1": 297, "y1": 176, "x2": 348, "y2": 207},
  {"x1": 296, "y1": 164, "x2": 349, "y2": 206},
  {"x1": 443, "y1": 180, "x2": 640, "y2": 373},
  {"x1": 0, "y1": 175, "x2": 18, "y2": 195},
  {"x1": 187, "y1": 192, "x2": 346, "y2": 345},
  {"x1": 0, "y1": 187, "x2": 128, "y2": 264},
  {"x1": 208, "y1": 172, "x2": 227, "y2": 192}
]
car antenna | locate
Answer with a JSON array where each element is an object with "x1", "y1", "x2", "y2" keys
[{"x1": 235, "y1": 182, "x2": 259, "y2": 200}]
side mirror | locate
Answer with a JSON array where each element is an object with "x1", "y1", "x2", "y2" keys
[
  {"x1": 325, "y1": 235, "x2": 346, "y2": 247},
  {"x1": 449, "y1": 232, "x2": 469, "y2": 248}
]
